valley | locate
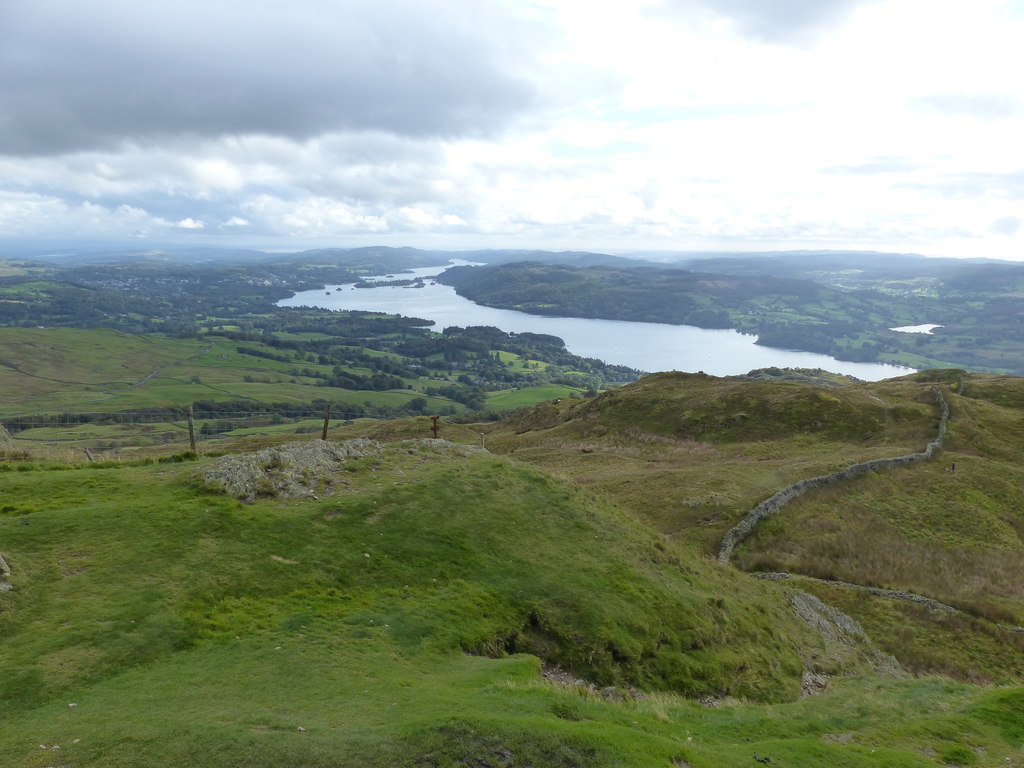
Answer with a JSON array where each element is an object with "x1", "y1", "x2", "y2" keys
[{"x1": 1, "y1": 245, "x2": 1024, "y2": 767}]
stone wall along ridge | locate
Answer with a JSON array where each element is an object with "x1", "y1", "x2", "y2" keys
[{"x1": 717, "y1": 387, "x2": 949, "y2": 565}]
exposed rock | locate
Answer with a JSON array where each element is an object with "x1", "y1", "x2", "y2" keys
[
  {"x1": 789, "y1": 591, "x2": 866, "y2": 643},
  {"x1": 198, "y1": 438, "x2": 381, "y2": 501},
  {"x1": 801, "y1": 670, "x2": 829, "y2": 697},
  {"x1": 197, "y1": 438, "x2": 486, "y2": 502},
  {"x1": 789, "y1": 590, "x2": 903, "y2": 678},
  {"x1": 599, "y1": 686, "x2": 625, "y2": 703},
  {"x1": 540, "y1": 664, "x2": 594, "y2": 691}
]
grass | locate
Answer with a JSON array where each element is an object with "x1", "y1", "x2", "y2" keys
[
  {"x1": 480, "y1": 372, "x2": 941, "y2": 554},
  {"x1": 731, "y1": 385, "x2": 1024, "y2": 638},
  {"x1": 0, "y1": 328, "x2": 594, "y2": 452},
  {"x1": 0, "y1": 329, "x2": 461, "y2": 452},
  {"x1": 473, "y1": 370, "x2": 1024, "y2": 683},
  {"x1": 5, "y1": 368, "x2": 1024, "y2": 765},
  {"x1": 485, "y1": 385, "x2": 586, "y2": 410},
  {"x1": 0, "y1": 448, "x2": 821, "y2": 702},
  {"x1": 2, "y1": 446, "x2": 1023, "y2": 767},
  {"x1": 788, "y1": 578, "x2": 1024, "y2": 684}
]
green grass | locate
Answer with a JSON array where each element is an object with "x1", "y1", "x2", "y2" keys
[
  {"x1": 2, "y1": 447, "x2": 1022, "y2": 767},
  {"x1": 6, "y1": 368, "x2": 1024, "y2": 766},
  {"x1": 476, "y1": 371, "x2": 1024, "y2": 683},
  {"x1": 485, "y1": 385, "x2": 585, "y2": 410},
  {"x1": 0, "y1": 328, "x2": 568, "y2": 440},
  {"x1": 731, "y1": 384, "x2": 1024, "y2": 640},
  {"x1": 481, "y1": 372, "x2": 941, "y2": 554}
]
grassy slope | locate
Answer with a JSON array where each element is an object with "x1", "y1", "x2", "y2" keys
[
  {"x1": 732, "y1": 374, "x2": 1024, "y2": 630},
  {"x1": 477, "y1": 370, "x2": 1024, "y2": 685},
  {"x1": 4, "y1": 444, "x2": 1022, "y2": 767},
  {"x1": 4, "y1": 370, "x2": 1024, "y2": 765},
  {"x1": 0, "y1": 448, "x2": 787, "y2": 765},
  {"x1": 0, "y1": 329, "x2": 438, "y2": 415},
  {"x1": 482, "y1": 371, "x2": 939, "y2": 553},
  {"x1": 0, "y1": 329, "x2": 603, "y2": 434}
]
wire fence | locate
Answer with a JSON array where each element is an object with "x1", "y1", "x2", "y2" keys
[{"x1": 0, "y1": 407, "x2": 403, "y2": 463}]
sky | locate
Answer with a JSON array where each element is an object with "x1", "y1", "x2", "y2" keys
[{"x1": 2, "y1": 0, "x2": 1024, "y2": 259}]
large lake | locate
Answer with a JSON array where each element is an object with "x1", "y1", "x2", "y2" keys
[{"x1": 277, "y1": 263, "x2": 913, "y2": 381}]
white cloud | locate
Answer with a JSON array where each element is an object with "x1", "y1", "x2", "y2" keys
[{"x1": 1, "y1": 0, "x2": 1024, "y2": 259}]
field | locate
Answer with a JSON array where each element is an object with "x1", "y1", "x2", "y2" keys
[{"x1": 0, "y1": 328, "x2": 614, "y2": 458}]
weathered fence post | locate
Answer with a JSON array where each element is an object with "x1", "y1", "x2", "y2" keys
[
  {"x1": 321, "y1": 404, "x2": 332, "y2": 440},
  {"x1": 431, "y1": 415, "x2": 440, "y2": 439},
  {"x1": 187, "y1": 406, "x2": 197, "y2": 452}
]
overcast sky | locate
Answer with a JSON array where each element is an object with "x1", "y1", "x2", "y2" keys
[{"x1": 2, "y1": 0, "x2": 1024, "y2": 259}]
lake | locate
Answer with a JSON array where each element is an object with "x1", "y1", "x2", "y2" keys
[{"x1": 277, "y1": 263, "x2": 913, "y2": 381}]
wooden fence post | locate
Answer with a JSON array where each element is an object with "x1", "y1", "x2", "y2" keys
[
  {"x1": 321, "y1": 404, "x2": 332, "y2": 440},
  {"x1": 187, "y1": 407, "x2": 197, "y2": 452},
  {"x1": 431, "y1": 415, "x2": 440, "y2": 439}
]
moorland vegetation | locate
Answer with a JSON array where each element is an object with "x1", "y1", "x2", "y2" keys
[
  {"x1": 2, "y1": 245, "x2": 1024, "y2": 766},
  {"x1": 3, "y1": 366, "x2": 1024, "y2": 766}
]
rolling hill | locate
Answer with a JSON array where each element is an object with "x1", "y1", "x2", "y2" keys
[{"x1": 3, "y1": 368, "x2": 1024, "y2": 766}]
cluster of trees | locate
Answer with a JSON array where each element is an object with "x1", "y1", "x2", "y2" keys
[{"x1": 221, "y1": 318, "x2": 639, "y2": 398}]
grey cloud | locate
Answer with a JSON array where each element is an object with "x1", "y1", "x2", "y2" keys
[
  {"x1": 911, "y1": 93, "x2": 1023, "y2": 120},
  {"x1": 1, "y1": 130, "x2": 465, "y2": 235},
  {"x1": 0, "y1": 0, "x2": 540, "y2": 156},
  {"x1": 650, "y1": 0, "x2": 878, "y2": 45}
]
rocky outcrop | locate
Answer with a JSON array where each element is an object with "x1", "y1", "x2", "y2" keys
[
  {"x1": 789, "y1": 590, "x2": 903, "y2": 681},
  {"x1": 198, "y1": 438, "x2": 487, "y2": 502},
  {"x1": 198, "y1": 438, "x2": 382, "y2": 501},
  {"x1": 717, "y1": 387, "x2": 949, "y2": 564},
  {"x1": 0, "y1": 553, "x2": 12, "y2": 592}
]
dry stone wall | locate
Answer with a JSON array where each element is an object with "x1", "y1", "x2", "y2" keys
[
  {"x1": 718, "y1": 387, "x2": 950, "y2": 565},
  {"x1": 756, "y1": 572, "x2": 958, "y2": 613},
  {"x1": 0, "y1": 553, "x2": 11, "y2": 592}
]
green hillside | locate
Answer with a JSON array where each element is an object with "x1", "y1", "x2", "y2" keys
[
  {"x1": 0, "y1": 326, "x2": 633, "y2": 457},
  {"x1": 3, "y1": 369, "x2": 1024, "y2": 766},
  {"x1": 473, "y1": 370, "x2": 1024, "y2": 684}
]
